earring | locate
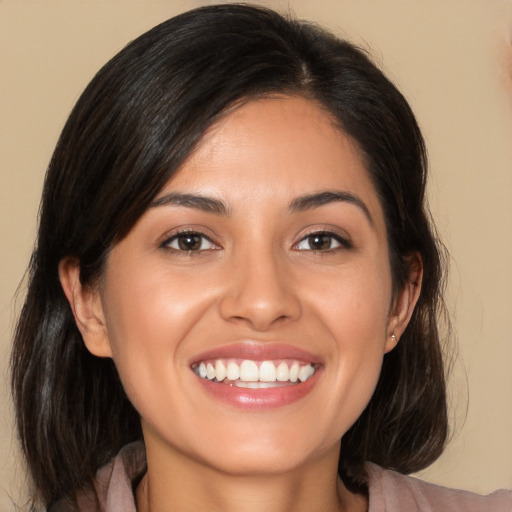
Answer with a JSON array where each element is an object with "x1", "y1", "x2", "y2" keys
[{"x1": 391, "y1": 333, "x2": 397, "y2": 342}]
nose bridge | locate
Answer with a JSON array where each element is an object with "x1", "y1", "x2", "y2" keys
[{"x1": 219, "y1": 238, "x2": 301, "y2": 330}]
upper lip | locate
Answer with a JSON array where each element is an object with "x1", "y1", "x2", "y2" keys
[{"x1": 190, "y1": 341, "x2": 322, "y2": 366}]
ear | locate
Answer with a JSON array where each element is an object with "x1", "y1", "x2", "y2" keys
[
  {"x1": 385, "y1": 252, "x2": 423, "y2": 353},
  {"x1": 59, "y1": 257, "x2": 113, "y2": 358}
]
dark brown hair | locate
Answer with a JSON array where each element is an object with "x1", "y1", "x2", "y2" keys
[{"x1": 11, "y1": 3, "x2": 448, "y2": 508}]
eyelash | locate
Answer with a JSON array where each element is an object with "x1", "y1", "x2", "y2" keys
[
  {"x1": 294, "y1": 230, "x2": 352, "y2": 253},
  {"x1": 160, "y1": 229, "x2": 352, "y2": 255},
  {"x1": 160, "y1": 230, "x2": 219, "y2": 255}
]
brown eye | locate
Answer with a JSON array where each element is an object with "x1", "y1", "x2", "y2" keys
[
  {"x1": 164, "y1": 232, "x2": 216, "y2": 252},
  {"x1": 295, "y1": 232, "x2": 348, "y2": 252},
  {"x1": 178, "y1": 234, "x2": 203, "y2": 250},
  {"x1": 307, "y1": 234, "x2": 333, "y2": 251}
]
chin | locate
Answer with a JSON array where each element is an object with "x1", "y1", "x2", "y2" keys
[
  {"x1": 201, "y1": 448, "x2": 315, "y2": 477},
  {"x1": 188, "y1": 427, "x2": 338, "y2": 477}
]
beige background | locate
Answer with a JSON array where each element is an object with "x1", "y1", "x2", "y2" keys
[{"x1": 1, "y1": 0, "x2": 511, "y2": 508}]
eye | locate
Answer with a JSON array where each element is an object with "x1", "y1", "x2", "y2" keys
[
  {"x1": 163, "y1": 231, "x2": 217, "y2": 252},
  {"x1": 295, "y1": 232, "x2": 350, "y2": 252}
]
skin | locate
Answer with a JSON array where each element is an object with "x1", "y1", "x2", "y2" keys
[{"x1": 60, "y1": 96, "x2": 421, "y2": 512}]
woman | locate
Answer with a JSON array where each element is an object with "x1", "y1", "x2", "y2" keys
[{"x1": 10, "y1": 4, "x2": 511, "y2": 511}]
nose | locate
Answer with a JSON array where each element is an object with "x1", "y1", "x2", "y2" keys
[{"x1": 218, "y1": 246, "x2": 301, "y2": 331}]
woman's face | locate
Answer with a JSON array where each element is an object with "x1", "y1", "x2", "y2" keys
[{"x1": 83, "y1": 96, "x2": 413, "y2": 475}]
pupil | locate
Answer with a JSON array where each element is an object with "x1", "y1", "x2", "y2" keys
[
  {"x1": 309, "y1": 234, "x2": 330, "y2": 250},
  {"x1": 178, "y1": 234, "x2": 201, "y2": 251}
]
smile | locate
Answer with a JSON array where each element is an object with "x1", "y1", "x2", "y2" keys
[{"x1": 192, "y1": 359, "x2": 316, "y2": 387}]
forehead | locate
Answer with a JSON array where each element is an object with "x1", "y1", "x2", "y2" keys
[{"x1": 157, "y1": 96, "x2": 384, "y2": 225}]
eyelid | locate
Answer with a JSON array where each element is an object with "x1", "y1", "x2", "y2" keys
[
  {"x1": 293, "y1": 228, "x2": 353, "y2": 252},
  {"x1": 159, "y1": 227, "x2": 220, "y2": 253}
]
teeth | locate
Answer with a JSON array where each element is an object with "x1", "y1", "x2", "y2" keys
[
  {"x1": 289, "y1": 362, "x2": 299, "y2": 383},
  {"x1": 194, "y1": 359, "x2": 316, "y2": 385},
  {"x1": 240, "y1": 360, "x2": 259, "y2": 381},
  {"x1": 235, "y1": 381, "x2": 290, "y2": 389},
  {"x1": 298, "y1": 364, "x2": 315, "y2": 382},
  {"x1": 226, "y1": 361, "x2": 240, "y2": 381},
  {"x1": 276, "y1": 361, "x2": 289, "y2": 382},
  {"x1": 215, "y1": 360, "x2": 226, "y2": 381},
  {"x1": 259, "y1": 361, "x2": 277, "y2": 382},
  {"x1": 206, "y1": 362, "x2": 216, "y2": 380}
]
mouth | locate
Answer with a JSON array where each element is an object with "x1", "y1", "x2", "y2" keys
[
  {"x1": 190, "y1": 343, "x2": 322, "y2": 409},
  {"x1": 192, "y1": 359, "x2": 317, "y2": 388}
]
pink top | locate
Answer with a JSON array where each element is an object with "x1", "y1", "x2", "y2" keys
[
  {"x1": 52, "y1": 442, "x2": 512, "y2": 511},
  {"x1": 366, "y1": 462, "x2": 512, "y2": 511}
]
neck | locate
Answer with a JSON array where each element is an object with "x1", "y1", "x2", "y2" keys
[{"x1": 135, "y1": 436, "x2": 367, "y2": 512}]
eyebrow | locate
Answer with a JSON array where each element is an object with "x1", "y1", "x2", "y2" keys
[
  {"x1": 289, "y1": 191, "x2": 373, "y2": 225},
  {"x1": 150, "y1": 190, "x2": 372, "y2": 224},
  {"x1": 150, "y1": 192, "x2": 229, "y2": 215}
]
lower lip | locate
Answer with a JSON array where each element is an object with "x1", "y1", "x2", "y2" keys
[{"x1": 194, "y1": 370, "x2": 321, "y2": 410}]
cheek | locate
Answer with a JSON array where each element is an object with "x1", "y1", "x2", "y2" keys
[
  {"x1": 305, "y1": 259, "x2": 392, "y2": 431},
  {"x1": 99, "y1": 253, "x2": 231, "y2": 419},
  {"x1": 99, "y1": 261, "x2": 193, "y2": 396},
  {"x1": 102, "y1": 257, "x2": 211, "y2": 351},
  {"x1": 309, "y1": 255, "x2": 392, "y2": 336}
]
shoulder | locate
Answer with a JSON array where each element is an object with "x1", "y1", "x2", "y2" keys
[
  {"x1": 48, "y1": 442, "x2": 146, "y2": 512},
  {"x1": 367, "y1": 462, "x2": 512, "y2": 512}
]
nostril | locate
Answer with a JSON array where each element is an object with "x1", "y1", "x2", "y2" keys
[{"x1": 217, "y1": 263, "x2": 302, "y2": 329}]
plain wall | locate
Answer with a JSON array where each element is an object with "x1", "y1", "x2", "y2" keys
[{"x1": 1, "y1": 0, "x2": 511, "y2": 508}]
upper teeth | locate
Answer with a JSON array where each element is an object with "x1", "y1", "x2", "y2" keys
[{"x1": 194, "y1": 359, "x2": 316, "y2": 384}]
